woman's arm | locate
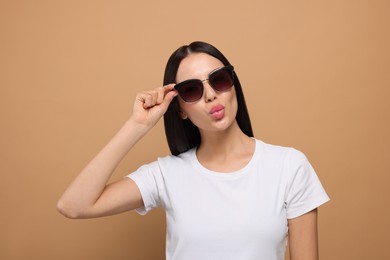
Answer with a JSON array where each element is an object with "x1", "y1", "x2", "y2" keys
[
  {"x1": 57, "y1": 85, "x2": 177, "y2": 219},
  {"x1": 287, "y1": 209, "x2": 319, "y2": 260}
]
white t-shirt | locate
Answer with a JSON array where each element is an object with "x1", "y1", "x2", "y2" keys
[{"x1": 127, "y1": 139, "x2": 329, "y2": 260}]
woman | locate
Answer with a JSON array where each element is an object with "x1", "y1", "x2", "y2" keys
[{"x1": 58, "y1": 41, "x2": 329, "y2": 260}]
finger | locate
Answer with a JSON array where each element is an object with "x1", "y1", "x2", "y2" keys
[
  {"x1": 163, "y1": 83, "x2": 176, "y2": 94},
  {"x1": 156, "y1": 84, "x2": 176, "y2": 105},
  {"x1": 163, "y1": 83, "x2": 178, "y2": 101},
  {"x1": 159, "y1": 89, "x2": 178, "y2": 112},
  {"x1": 149, "y1": 89, "x2": 159, "y2": 106},
  {"x1": 142, "y1": 89, "x2": 160, "y2": 109},
  {"x1": 139, "y1": 84, "x2": 176, "y2": 109},
  {"x1": 142, "y1": 93, "x2": 153, "y2": 109},
  {"x1": 156, "y1": 87, "x2": 165, "y2": 105}
]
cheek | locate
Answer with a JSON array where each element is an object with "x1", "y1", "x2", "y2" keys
[
  {"x1": 229, "y1": 89, "x2": 238, "y2": 114},
  {"x1": 177, "y1": 102, "x2": 205, "y2": 127}
]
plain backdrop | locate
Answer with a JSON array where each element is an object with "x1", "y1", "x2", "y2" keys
[{"x1": 1, "y1": 0, "x2": 389, "y2": 259}]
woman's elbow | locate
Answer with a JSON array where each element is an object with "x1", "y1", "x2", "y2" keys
[{"x1": 56, "y1": 198, "x2": 82, "y2": 219}]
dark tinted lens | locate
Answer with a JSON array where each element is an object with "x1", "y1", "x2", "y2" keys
[
  {"x1": 209, "y1": 67, "x2": 234, "y2": 91},
  {"x1": 178, "y1": 80, "x2": 203, "y2": 102}
]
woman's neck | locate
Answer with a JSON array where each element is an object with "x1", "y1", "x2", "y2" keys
[{"x1": 196, "y1": 122, "x2": 255, "y2": 172}]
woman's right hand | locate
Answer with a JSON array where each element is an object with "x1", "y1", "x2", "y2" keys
[{"x1": 130, "y1": 84, "x2": 177, "y2": 128}]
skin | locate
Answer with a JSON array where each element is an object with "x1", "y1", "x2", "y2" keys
[{"x1": 57, "y1": 53, "x2": 319, "y2": 259}]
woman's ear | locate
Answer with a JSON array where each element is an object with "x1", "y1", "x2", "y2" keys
[
  {"x1": 179, "y1": 109, "x2": 188, "y2": 120},
  {"x1": 175, "y1": 100, "x2": 188, "y2": 119}
]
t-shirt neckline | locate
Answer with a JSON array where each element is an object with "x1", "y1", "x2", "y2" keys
[{"x1": 190, "y1": 138, "x2": 260, "y2": 178}]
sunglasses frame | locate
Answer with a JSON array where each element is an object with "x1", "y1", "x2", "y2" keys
[{"x1": 174, "y1": 65, "x2": 235, "y2": 102}]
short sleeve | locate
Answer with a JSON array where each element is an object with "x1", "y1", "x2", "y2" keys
[
  {"x1": 285, "y1": 149, "x2": 330, "y2": 219},
  {"x1": 126, "y1": 161, "x2": 162, "y2": 215}
]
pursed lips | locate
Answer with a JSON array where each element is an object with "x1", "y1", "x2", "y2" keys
[{"x1": 209, "y1": 104, "x2": 225, "y2": 119}]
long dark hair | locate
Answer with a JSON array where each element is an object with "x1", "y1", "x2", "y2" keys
[{"x1": 163, "y1": 41, "x2": 253, "y2": 155}]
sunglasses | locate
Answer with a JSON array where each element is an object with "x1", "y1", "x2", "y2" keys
[{"x1": 174, "y1": 65, "x2": 235, "y2": 102}]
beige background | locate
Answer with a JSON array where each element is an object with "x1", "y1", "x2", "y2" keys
[{"x1": 1, "y1": 0, "x2": 389, "y2": 259}]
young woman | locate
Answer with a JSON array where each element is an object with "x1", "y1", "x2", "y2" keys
[{"x1": 58, "y1": 41, "x2": 329, "y2": 260}]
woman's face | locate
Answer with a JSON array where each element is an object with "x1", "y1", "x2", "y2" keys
[{"x1": 175, "y1": 52, "x2": 238, "y2": 134}]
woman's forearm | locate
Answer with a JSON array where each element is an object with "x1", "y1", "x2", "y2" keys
[{"x1": 56, "y1": 119, "x2": 149, "y2": 218}]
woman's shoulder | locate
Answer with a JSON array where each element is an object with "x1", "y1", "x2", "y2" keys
[
  {"x1": 156, "y1": 147, "x2": 196, "y2": 166},
  {"x1": 255, "y1": 138, "x2": 291, "y2": 154},
  {"x1": 254, "y1": 139, "x2": 308, "y2": 163}
]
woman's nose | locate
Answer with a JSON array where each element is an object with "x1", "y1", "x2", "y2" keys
[{"x1": 203, "y1": 81, "x2": 217, "y2": 102}]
